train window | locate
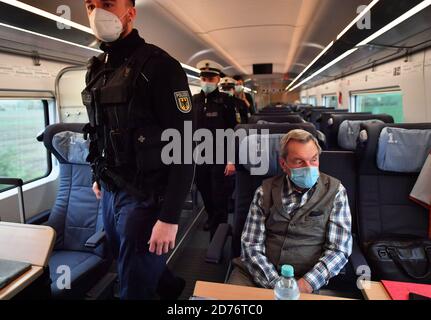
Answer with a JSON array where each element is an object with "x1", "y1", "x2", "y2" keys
[
  {"x1": 0, "y1": 99, "x2": 50, "y2": 192},
  {"x1": 301, "y1": 96, "x2": 308, "y2": 104},
  {"x1": 323, "y1": 94, "x2": 338, "y2": 108},
  {"x1": 308, "y1": 96, "x2": 317, "y2": 106},
  {"x1": 351, "y1": 90, "x2": 404, "y2": 123}
]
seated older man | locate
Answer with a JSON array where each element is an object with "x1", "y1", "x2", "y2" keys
[{"x1": 229, "y1": 129, "x2": 352, "y2": 293}]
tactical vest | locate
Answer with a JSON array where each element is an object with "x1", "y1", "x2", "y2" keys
[
  {"x1": 262, "y1": 173, "x2": 340, "y2": 277},
  {"x1": 81, "y1": 42, "x2": 168, "y2": 197}
]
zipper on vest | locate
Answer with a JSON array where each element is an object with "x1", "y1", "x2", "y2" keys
[{"x1": 103, "y1": 53, "x2": 109, "y2": 86}]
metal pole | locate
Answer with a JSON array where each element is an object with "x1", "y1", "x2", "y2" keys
[{"x1": 17, "y1": 186, "x2": 26, "y2": 224}]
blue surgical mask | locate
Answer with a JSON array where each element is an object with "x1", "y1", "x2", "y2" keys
[
  {"x1": 289, "y1": 166, "x2": 319, "y2": 189},
  {"x1": 201, "y1": 82, "x2": 217, "y2": 95}
]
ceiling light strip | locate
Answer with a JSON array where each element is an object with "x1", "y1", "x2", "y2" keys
[
  {"x1": 0, "y1": 0, "x2": 93, "y2": 34},
  {"x1": 289, "y1": 0, "x2": 431, "y2": 92},
  {"x1": 181, "y1": 63, "x2": 201, "y2": 74},
  {"x1": 357, "y1": 0, "x2": 431, "y2": 46},
  {"x1": 289, "y1": 48, "x2": 358, "y2": 92},
  {"x1": 285, "y1": 41, "x2": 334, "y2": 91},
  {"x1": 336, "y1": 0, "x2": 380, "y2": 40},
  {"x1": 1, "y1": 21, "x2": 204, "y2": 74},
  {"x1": 0, "y1": 1, "x2": 202, "y2": 75},
  {"x1": 0, "y1": 22, "x2": 102, "y2": 53}
]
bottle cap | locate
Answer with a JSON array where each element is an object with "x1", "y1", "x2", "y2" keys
[{"x1": 281, "y1": 265, "x2": 294, "y2": 278}]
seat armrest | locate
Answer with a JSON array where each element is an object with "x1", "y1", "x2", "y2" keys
[
  {"x1": 28, "y1": 210, "x2": 51, "y2": 225},
  {"x1": 0, "y1": 177, "x2": 23, "y2": 187},
  {"x1": 85, "y1": 231, "x2": 106, "y2": 248},
  {"x1": 205, "y1": 224, "x2": 232, "y2": 264},
  {"x1": 349, "y1": 239, "x2": 370, "y2": 276}
]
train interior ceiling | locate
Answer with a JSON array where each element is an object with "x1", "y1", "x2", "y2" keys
[{"x1": 0, "y1": 0, "x2": 431, "y2": 300}]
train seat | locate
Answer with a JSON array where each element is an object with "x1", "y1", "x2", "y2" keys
[
  {"x1": 249, "y1": 114, "x2": 305, "y2": 124},
  {"x1": 206, "y1": 125, "x2": 368, "y2": 294},
  {"x1": 357, "y1": 122, "x2": 431, "y2": 281},
  {"x1": 324, "y1": 114, "x2": 394, "y2": 150},
  {"x1": 310, "y1": 109, "x2": 349, "y2": 130},
  {"x1": 40, "y1": 124, "x2": 112, "y2": 299},
  {"x1": 338, "y1": 119, "x2": 385, "y2": 151}
]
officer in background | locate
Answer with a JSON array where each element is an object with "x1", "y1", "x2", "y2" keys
[
  {"x1": 220, "y1": 77, "x2": 249, "y2": 125},
  {"x1": 82, "y1": 0, "x2": 193, "y2": 299},
  {"x1": 233, "y1": 75, "x2": 256, "y2": 115},
  {"x1": 193, "y1": 60, "x2": 237, "y2": 238}
]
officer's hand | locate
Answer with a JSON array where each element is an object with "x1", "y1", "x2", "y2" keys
[
  {"x1": 224, "y1": 164, "x2": 236, "y2": 176},
  {"x1": 92, "y1": 182, "x2": 102, "y2": 200},
  {"x1": 148, "y1": 220, "x2": 178, "y2": 256}
]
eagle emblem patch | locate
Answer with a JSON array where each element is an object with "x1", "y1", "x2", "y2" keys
[{"x1": 174, "y1": 91, "x2": 192, "y2": 114}]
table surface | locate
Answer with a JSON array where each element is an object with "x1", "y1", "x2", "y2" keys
[
  {"x1": 0, "y1": 266, "x2": 43, "y2": 300},
  {"x1": 360, "y1": 281, "x2": 392, "y2": 300},
  {"x1": 0, "y1": 222, "x2": 55, "y2": 300},
  {"x1": 0, "y1": 222, "x2": 55, "y2": 267},
  {"x1": 193, "y1": 281, "x2": 354, "y2": 300}
]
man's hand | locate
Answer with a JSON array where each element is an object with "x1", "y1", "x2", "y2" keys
[
  {"x1": 224, "y1": 163, "x2": 236, "y2": 176},
  {"x1": 148, "y1": 220, "x2": 178, "y2": 256},
  {"x1": 297, "y1": 278, "x2": 313, "y2": 294},
  {"x1": 92, "y1": 182, "x2": 102, "y2": 200}
]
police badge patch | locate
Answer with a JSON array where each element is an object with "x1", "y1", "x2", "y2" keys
[{"x1": 174, "y1": 91, "x2": 192, "y2": 114}]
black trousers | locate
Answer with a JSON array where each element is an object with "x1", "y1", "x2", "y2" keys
[{"x1": 196, "y1": 164, "x2": 229, "y2": 237}]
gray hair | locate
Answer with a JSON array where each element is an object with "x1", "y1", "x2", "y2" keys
[{"x1": 280, "y1": 129, "x2": 322, "y2": 159}]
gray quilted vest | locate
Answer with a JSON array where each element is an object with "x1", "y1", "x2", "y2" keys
[{"x1": 262, "y1": 173, "x2": 340, "y2": 277}]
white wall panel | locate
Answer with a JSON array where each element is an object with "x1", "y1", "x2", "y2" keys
[{"x1": 301, "y1": 48, "x2": 431, "y2": 123}]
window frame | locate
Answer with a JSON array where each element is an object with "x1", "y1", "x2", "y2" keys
[
  {"x1": 350, "y1": 87, "x2": 403, "y2": 120},
  {"x1": 308, "y1": 95, "x2": 317, "y2": 106},
  {"x1": 0, "y1": 93, "x2": 53, "y2": 194},
  {"x1": 322, "y1": 93, "x2": 338, "y2": 108}
]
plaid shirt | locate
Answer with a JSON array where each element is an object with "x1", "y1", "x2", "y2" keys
[{"x1": 240, "y1": 176, "x2": 352, "y2": 291}]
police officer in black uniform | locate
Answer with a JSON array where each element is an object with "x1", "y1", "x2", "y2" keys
[
  {"x1": 233, "y1": 75, "x2": 256, "y2": 115},
  {"x1": 82, "y1": 0, "x2": 193, "y2": 299},
  {"x1": 193, "y1": 60, "x2": 237, "y2": 238},
  {"x1": 220, "y1": 77, "x2": 249, "y2": 125}
]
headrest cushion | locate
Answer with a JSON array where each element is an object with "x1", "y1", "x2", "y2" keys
[{"x1": 52, "y1": 131, "x2": 89, "y2": 165}]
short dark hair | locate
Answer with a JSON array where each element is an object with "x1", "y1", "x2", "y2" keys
[
  {"x1": 233, "y1": 75, "x2": 244, "y2": 81},
  {"x1": 130, "y1": 0, "x2": 135, "y2": 6}
]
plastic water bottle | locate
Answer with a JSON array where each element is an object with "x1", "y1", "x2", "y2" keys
[{"x1": 274, "y1": 265, "x2": 300, "y2": 300}]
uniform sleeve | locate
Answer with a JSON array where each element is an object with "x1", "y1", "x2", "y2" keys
[
  {"x1": 238, "y1": 99, "x2": 249, "y2": 124},
  {"x1": 148, "y1": 55, "x2": 194, "y2": 224},
  {"x1": 224, "y1": 97, "x2": 239, "y2": 130},
  {"x1": 246, "y1": 93, "x2": 256, "y2": 115}
]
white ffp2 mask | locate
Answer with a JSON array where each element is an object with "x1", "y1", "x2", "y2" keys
[{"x1": 89, "y1": 8, "x2": 128, "y2": 43}]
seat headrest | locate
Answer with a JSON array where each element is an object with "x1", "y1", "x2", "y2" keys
[
  {"x1": 52, "y1": 131, "x2": 90, "y2": 165},
  {"x1": 235, "y1": 123, "x2": 317, "y2": 137},
  {"x1": 239, "y1": 134, "x2": 284, "y2": 176},
  {"x1": 377, "y1": 127, "x2": 431, "y2": 173},
  {"x1": 338, "y1": 119, "x2": 385, "y2": 151},
  {"x1": 331, "y1": 113, "x2": 394, "y2": 126},
  {"x1": 358, "y1": 122, "x2": 431, "y2": 174},
  {"x1": 41, "y1": 123, "x2": 87, "y2": 164},
  {"x1": 320, "y1": 112, "x2": 355, "y2": 126},
  {"x1": 249, "y1": 114, "x2": 304, "y2": 124},
  {"x1": 235, "y1": 124, "x2": 318, "y2": 176}
]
